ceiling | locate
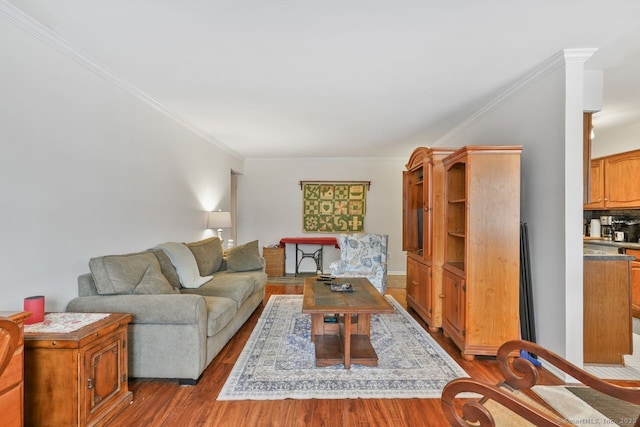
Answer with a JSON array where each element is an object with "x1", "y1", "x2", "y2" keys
[{"x1": 6, "y1": 0, "x2": 640, "y2": 158}]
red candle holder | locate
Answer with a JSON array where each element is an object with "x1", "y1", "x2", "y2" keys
[{"x1": 24, "y1": 295, "x2": 45, "y2": 325}]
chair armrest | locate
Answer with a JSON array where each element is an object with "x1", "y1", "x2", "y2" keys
[
  {"x1": 497, "y1": 340, "x2": 640, "y2": 407},
  {"x1": 441, "y1": 377, "x2": 569, "y2": 427},
  {"x1": 66, "y1": 294, "x2": 206, "y2": 325},
  {"x1": 329, "y1": 260, "x2": 347, "y2": 275}
]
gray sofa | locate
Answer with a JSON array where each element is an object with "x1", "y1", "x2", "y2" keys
[{"x1": 66, "y1": 237, "x2": 266, "y2": 384}]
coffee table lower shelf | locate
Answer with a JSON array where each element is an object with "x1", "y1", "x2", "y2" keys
[{"x1": 314, "y1": 334, "x2": 378, "y2": 367}]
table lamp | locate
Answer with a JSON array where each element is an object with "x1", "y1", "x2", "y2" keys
[{"x1": 207, "y1": 210, "x2": 232, "y2": 240}]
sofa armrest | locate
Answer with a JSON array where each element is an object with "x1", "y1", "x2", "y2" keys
[{"x1": 66, "y1": 294, "x2": 207, "y2": 325}]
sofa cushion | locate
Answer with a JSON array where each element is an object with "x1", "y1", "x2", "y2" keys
[
  {"x1": 186, "y1": 237, "x2": 224, "y2": 276},
  {"x1": 89, "y1": 251, "x2": 177, "y2": 295},
  {"x1": 154, "y1": 242, "x2": 212, "y2": 288},
  {"x1": 181, "y1": 273, "x2": 255, "y2": 309},
  {"x1": 133, "y1": 264, "x2": 178, "y2": 295},
  {"x1": 203, "y1": 296, "x2": 237, "y2": 336},
  {"x1": 226, "y1": 240, "x2": 263, "y2": 272},
  {"x1": 150, "y1": 249, "x2": 181, "y2": 289}
]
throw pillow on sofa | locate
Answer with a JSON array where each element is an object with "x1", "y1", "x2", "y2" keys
[
  {"x1": 226, "y1": 240, "x2": 264, "y2": 272},
  {"x1": 186, "y1": 237, "x2": 224, "y2": 276},
  {"x1": 133, "y1": 264, "x2": 178, "y2": 294},
  {"x1": 89, "y1": 251, "x2": 178, "y2": 295}
]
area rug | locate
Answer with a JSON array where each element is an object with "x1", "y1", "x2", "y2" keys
[
  {"x1": 217, "y1": 294, "x2": 468, "y2": 400},
  {"x1": 533, "y1": 385, "x2": 640, "y2": 426},
  {"x1": 266, "y1": 275, "x2": 305, "y2": 285}
]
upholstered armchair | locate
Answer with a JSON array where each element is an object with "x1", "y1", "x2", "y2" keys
[
  {"x1": 329, "y1": 233, "x2": 388, "y2": 294},
  {"x1": 441, "y1": 340, "x2": 640, "y2": 426}
]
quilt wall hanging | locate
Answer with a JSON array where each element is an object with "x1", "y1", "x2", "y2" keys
[{"x1": 301, "y1": 181, "x2": 369, "y2": 233}]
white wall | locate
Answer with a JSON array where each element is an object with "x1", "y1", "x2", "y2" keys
[
  {"x1": 592, "y1": 121, "x2": 640, "y2": 157},
  {"x1": 0, "y1": 9, "x2": 594, "y2": 369},
  {"x1": 0, "y1": 18, "x2": 242, "y2": 311},
  {"x1": 434, "y1": 51, "x2": 589, "y2": 365},
  {"x1": 237, "y1": 157, "x2": 406, "y2": 274}
]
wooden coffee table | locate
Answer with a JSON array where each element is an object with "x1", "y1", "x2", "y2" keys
[{"x1": 302, "y1": 276, "x2": 395, "y2": 369}]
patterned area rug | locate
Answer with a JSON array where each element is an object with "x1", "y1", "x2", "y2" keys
[
  {"x1": 533, "y1": 385, "x2": 640, "y2": 426},
  {"x1": 217, "y1": 294, "x2": 468, "y2": 400}
]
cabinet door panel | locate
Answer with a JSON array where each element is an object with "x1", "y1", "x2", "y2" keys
[
  {"x1": 631, "y1": 262, "x2": 640, "y2": 316},
  {"x1": 415, "y1": 263, "x2": 428, "y2": 310},
  {"x1": 406, "y1": 258, "x2": 417, "y2": 300},
  {"x1": 606, "y1": 153, "x2": 640, "y2": 208},
  {"x1": 83, "y1": 332, "x2": 125, "y2": 423},
  {"x1": 423, "y1": 264, "x2": 433, "y2": 318},
  {"x1": 423, "y1": 161, "x2": 433, "y2": 260},
  {"x1": 584, "y1": 159, "x2": 605, "y2": 209},
  {"x1": 442, "y1": 270, "x2": 464, "y2": 340},
  {"x1": 628, "y1": 248, "x2": 640, "y2": 316}
]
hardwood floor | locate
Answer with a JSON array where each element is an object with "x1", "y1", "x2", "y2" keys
[{"x1": 105, "y1": 285, "x2": 575, "y2": 426}]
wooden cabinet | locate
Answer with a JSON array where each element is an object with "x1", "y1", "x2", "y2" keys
[
  {"x1": 442, "y1": 270, "x2": 465, "y2": 346},
  {"x1": 442, "y1": 146, "x2": 522, "y2": 360},
  {"x1": 24, "y1": 313, "x2": 133, "y2": 427},
  {"x1": 406, "y1": 255, "x2": 433, "y2": 328},
  {"x1": 406, "y1": 255, "x2": 418, "y2": 305},
  {"x1": 585, "y1": 149, "x2": 640, "y2": 209},
  {"x1": 403, "y1": 147, "x2": 455, "y2": 331},
  {"x1": 627, "y1": 248, "x2": 640, "y2": 317},
  {"x1": 0, "y1": 311, "x2": 30, "y2": 427},
  {"x1": 605, "y1": 150, "x2": 640, "y2": 208},
  {"x1": 583, "y1": 258, "x2": 632, "y2": 364},
  {"x1": 584, "y1": 158, "x2": 605, "y2": 209}
]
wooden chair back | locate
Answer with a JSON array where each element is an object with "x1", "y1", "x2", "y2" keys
[{"x1": 0, "y1": 317, "x2": 20, "y2": 376}]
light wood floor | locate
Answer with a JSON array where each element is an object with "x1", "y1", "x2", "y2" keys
[{"x1": 104, "y1": 284, "x2": 631, "y2": 427}]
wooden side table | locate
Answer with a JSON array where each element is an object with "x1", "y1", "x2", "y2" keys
[
  {"x1": 0, "y1": 311, "x2": 30, "y2": 427},
  {"x1": 24, "y1": 312, "x2": 133, "y2": 427}
]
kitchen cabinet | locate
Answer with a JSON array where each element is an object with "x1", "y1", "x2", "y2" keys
[
  {"x1": 584, "y1": 158, "x2": 605, "y2": 209},
  {"x1": 605, "y1": 150, "x2": 640, "y2": 208},
  {"x1": 627, "y1": 248, "x2": 640, "y2": 317},
  {"x1": 0, "y1": 311, "x2": 30, "y2": 427},
  {"x1": 583, "y1": 256, "x2": 633, "y2": 364},
  {"x1": 442, "y1": 145, "x2": 522, "y2": 360},
  {"x1": 585, "y1": 149, "x2": 640, "y2": 209},
  {"x1": 403, "y1": 147, "x2": 455, "y2": 331},
  {"x1": 24, "y1": 313, "x2": 133, "y2": 427}
]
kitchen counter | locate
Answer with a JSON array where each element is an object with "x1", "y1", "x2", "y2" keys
[
  {"x1": 583, "y1": 250, "x2": 635, "y2": 261},
  {"x1": 583, "y1": 237, "x2": 640, "y2": 250}
]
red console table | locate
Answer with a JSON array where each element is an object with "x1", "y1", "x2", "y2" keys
[{"x1": 279, "y1": 237, "x2": 340, "y2": 276}]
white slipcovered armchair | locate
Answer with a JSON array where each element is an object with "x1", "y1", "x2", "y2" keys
[{"x1": 329, "y1": 233, "x2": 388, "y2": 294}]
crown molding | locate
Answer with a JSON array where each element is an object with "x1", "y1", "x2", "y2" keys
[
  {"x1": 437, "y1": 48, "x2": 597, "y2": 145},
  {"x1": 564, "y1": 47, "x2": 598, "y2": 63},
  {"x1": 0, "y1": 0, "x2": 242, "y2": 159}
]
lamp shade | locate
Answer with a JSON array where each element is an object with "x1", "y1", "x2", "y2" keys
[{"x1": 207, "y1": 211, "x2": 231, "y2": 229}]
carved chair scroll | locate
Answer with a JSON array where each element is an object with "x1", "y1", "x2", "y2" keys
[
  {"x1": 441, "y1": 339, "x2": 640, "y2": 427},
  {"x1": 0, "y1": 317, "x2": 20, "y2": 376}
]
